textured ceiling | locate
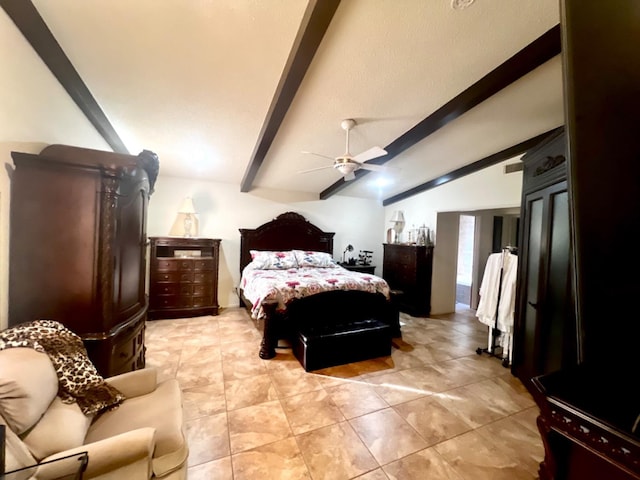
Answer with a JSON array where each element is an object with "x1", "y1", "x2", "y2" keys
[{"x1": 26, "y1": 0, "x2": 564, "y2": 202}]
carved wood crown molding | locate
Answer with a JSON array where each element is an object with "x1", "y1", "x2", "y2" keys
[{"x1": 534, "y1": 155, "x2": 566, "y2": 177}]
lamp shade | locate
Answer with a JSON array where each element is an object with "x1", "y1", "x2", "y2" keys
[
  {"x1": 178, "y1": 197, "x2": 197, "y2": 214},
  {"x1": 390, "y1": 210, "x2": 405, "y2": 223}
]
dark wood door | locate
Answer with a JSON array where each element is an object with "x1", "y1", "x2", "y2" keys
[{"x1": 517, "y1": 180, "x2": 575, "y2": 385}]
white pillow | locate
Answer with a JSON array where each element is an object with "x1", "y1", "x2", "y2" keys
[
  {"x1": 293, "y1": 250, "x2": 338, "y2": 268},
  {"x1": 249, "y1": 250, "x2": 299, "y2": 269}
]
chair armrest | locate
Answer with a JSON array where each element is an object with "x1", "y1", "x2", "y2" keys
[
  {"x1": 105, "y1": 368, "x2": 158, "y2": 397},
  {"x1": 37, "y1": 428, "x2": 156, "y2": 479}
]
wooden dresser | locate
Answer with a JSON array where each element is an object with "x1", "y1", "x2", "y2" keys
[
  {"x1": 9, "y1": 145, "x2": 158, "y2": 377},
  {"x1": 148, "y1": 237, "x2": 221, "y2": 319},
  {"x1": 382, "y1": 243, "x2": 433, "y2": 317}
]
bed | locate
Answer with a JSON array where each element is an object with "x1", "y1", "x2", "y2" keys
[{"x1": 238, "y1": 212, "x2": 400, "y2": 363}]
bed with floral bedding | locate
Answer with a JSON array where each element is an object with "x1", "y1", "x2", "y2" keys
[
  {"x1": 238, "y1": 212, "x2": 399, "y2": 360},
  {"x1": 240, "y1": 251, "x2": 390, "y2": 320}
]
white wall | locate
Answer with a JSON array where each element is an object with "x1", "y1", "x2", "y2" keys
[
  {"x1": 147, "y1": 176, "x2": 385, "y2": 308},
  {"x1": 384, "y1": 159, "x2": 523, "y2": 314},
  {"x1": 0, "y1": 11, "x2": 110, "y2": 329}
]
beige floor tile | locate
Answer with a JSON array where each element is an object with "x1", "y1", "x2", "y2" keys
[
  {"x1": 326, "y1": 381, "x2": 389, "y2": 419},
  {"x1": 435, "y1": 430, "x2": 537, "y2": 480},
  {"x1": 145, "y1": 307, "x2": 544, "y2": 480},
  {"x1": 188, "y1": 456, "x2": 233, "y2": 480},
  {"x1": 433, "y1": 382, "x2": 514, "y2": 429},
  {"x1": 231, "y1": 437, "x2": 310, "y2": 480},
  {"x1": 365, "y1": 370, "x2": 430, "y2": 405},
  {"x1": 185, "y1": 412, "x2": 230, "y2": 467},
  {"x1": 224, "y1": 373, "x2": 278, "y2": 411},
  {"x1": 296, "y1": 421, "x2": 378, "y2": 480},
  {"x1": 227, "y1": 400, "x2": 292, "y2": 454},
  {"x1": 280, "y1": 389, "x2": 345, "y2": 435},
  {"x1": 355, "y1": 468, "x2": 390, "y2": 479},
  {"x1": 349, "y1": 408, "x2": 428, "y2": 465},
  {"x1": 269, "y1": 367, "x2": 324, "y2": 398},
  {"x1": 383, "y1": 448, "x2": 464, "y2": 480},
  {"x1": 179, "y1": 343, "x2": 222, "y2": 365},
  {"x1": 183, "y1": 382, "x2": 227, "y2": 420},
  {"x1": 222, "y1": 355, "x2": 268, "y2": 382},
  {"x1": 396, "y1": 365, "x2": 459, "y2": 394},
  {"x1": 475, "y1": 414, "x2": 544, "y2": 477},
  {"x1": 177, "y1": 362, "x2": 223, "y2": 389},
  {"x1": 393, "y1": 396, "x2": 473, "y2": 446}
]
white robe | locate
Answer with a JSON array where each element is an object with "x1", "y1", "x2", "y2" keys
[{"x1": 476, "y1": 252, "x2": 518, "y2": 333}]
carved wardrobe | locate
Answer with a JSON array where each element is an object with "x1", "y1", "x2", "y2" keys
[{"x1": 8, "y1": 144, "x2": 158, "y2": 377}]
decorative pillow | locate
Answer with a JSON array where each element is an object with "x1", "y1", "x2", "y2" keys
[
  {"x1": 249, "y1": 250, "x2": 299, "y2": 269},
  {"x1": 293, "y1": 250, "x2": 338, "y2": 268},
  {"x1": 21, "y1": 396, "x2": 93, "y2": 461},
  {"x1": 0, "y1": 348, "x2": 58, "y2": 435}
]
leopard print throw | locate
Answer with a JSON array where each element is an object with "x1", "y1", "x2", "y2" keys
[{"x1": 0, "y1": 320, "x2": 125, "y2": 416}]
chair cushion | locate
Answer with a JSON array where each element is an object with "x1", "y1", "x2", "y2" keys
[
  {"x1": 85, "y1": 378, "x2": 187, "y2": 477},
  {"x1": 1, "y1": 416, "x2": 37, "y2": 480},
  {"x1": 0, "y1": 348, "x2": 58, "y2": 434},
  {"x1": 22, "y1": 396, "x2": 93, "y2": 460}
]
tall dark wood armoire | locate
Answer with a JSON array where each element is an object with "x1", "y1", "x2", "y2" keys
[
  {"x1": 530, "y1": 2, "x2": 640, "y2": 479},
  {"x1": 9, "y1": 144, "x2": 159, "y2": 377},
  {"x1": 512, "y1": 127, "x2": 577, "y2": 390}
]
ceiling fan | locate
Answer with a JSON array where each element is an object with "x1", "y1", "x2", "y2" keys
[{"x1": 298, "y1": 119, "x2": 390, "y2": 181}]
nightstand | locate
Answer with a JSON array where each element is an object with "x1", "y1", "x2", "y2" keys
[{"x1": 338, "y1": 263, "x2": 376, "y2": 275}]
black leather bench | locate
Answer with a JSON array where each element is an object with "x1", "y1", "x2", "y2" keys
[{"x1": 292, "y1": 318, "x2": 392, "y2": 372}]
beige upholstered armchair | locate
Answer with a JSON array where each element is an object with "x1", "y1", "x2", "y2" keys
[{"x1": 1, "y1": 347, "x2": 188, "y2": 480}]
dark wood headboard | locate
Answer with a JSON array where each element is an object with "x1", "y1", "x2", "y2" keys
[{"x1": 239, "y1": 212, "x2": 335, "y2": 273}]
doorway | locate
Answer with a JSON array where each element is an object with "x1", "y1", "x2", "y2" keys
[{"x1": 456, "y1": 215, "x2": 475, "y2": 307}]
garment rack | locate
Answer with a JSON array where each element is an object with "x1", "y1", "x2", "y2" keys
[{"x1": 476, "y1": 246, "x2": 517, "y2": 368}]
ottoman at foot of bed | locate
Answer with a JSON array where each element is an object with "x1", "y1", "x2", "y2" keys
[{"x1": 292, "y1": 318, "x2": 392, "y2": 372}]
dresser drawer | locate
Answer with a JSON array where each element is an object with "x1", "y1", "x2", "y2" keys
[
  {"x1": 192, "y1": 284, "x2": 210, "y2": 296},
  {"x1": 177, "y1": 283, "x2": 211, "y2": 295},
  {"x1": 150, "y1": 295, "x2": 192, "y2": 308},
  {"x1": 177, "y1": 259, "x2": 194, "y2": 271},
  {"x1": 192, "y1": 259, "x2": 214, "y2": 271},
  {"x1": 192, "y1": 296, "x2": 213, "y2": 308},
  {"x1": 155, "y1": 259, "x2": 179, "y2": 271},
  {"x1": 193, "y1": 272, "x2": 210, "y2": 283},
  {"x1": 179, "y1": 272, "x2": 194, "y2": 283},
  {"x1": 152, "y1": 283, "x2": 180, "y2": 295},
  {"x1": 153, "y1": 271, "x2": 181, "y2": 283}
]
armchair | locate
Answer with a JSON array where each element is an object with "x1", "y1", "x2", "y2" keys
[{"x1": 0, "y1": 347, "x2": 187, "y2": 480}]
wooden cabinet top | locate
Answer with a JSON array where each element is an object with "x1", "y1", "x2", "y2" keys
[{"x1": 150, "y1": 237, "x2": 221, "y2": 247}]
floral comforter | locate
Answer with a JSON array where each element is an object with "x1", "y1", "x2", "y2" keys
[{"x1": 240, "y1": 265, "x2": 390, "y2": 319}]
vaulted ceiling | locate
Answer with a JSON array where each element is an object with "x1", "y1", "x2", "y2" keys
[{"x1": 2, "y1": 0, "x2": 565, "y2": 204}]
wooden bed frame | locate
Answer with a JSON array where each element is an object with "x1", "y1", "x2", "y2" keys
[{"x1": 238, "y1": 211, "x2": 399, "y2": 360}]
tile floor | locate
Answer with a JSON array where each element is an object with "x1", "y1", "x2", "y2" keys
[{"x1": 145, "y1": 306, "x2": 544, "y2": 480}]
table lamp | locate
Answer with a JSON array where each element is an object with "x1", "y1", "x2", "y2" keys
[
  {"x1": 390, "y1": 210, "x2": 405, "y2": 243},
  {"x1": 178, "y1": 197, "x2": 197, "y2": 237}
]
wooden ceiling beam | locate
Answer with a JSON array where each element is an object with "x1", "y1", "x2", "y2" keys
[
  {"x1": 320, "y1": 24, "x2": 561, "y2": 200},
  {"x1": 240, "y1": 0, "x2": 341, "y2": 192},
  {"x1": 1, "y1": 0, "x2": 129, "y2": 153},
  {"x1": 382, "y1": 127, "x2": 562, "y2": 206}
]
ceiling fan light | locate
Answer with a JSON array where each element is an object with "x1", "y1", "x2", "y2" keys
[{"x1": 336, "y1": 163, "x2": 357, "y2": 175}]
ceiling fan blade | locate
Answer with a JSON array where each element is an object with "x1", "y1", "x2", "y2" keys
[
  {"x1": 301, "y1": 151, "x2": 335, "y2": 161},
  {"x1": 297, "y1": 165, "x2": 334, "y2": 174},
  {"x1": 343, "y1": 171, "x2": 356, "y2": 181},
  {"x1": 353, "y1": 146, "x2": 387, "y2": 163},
  {"x1": 359, "y1": 163, "x2": 387, "y2": 172}
]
